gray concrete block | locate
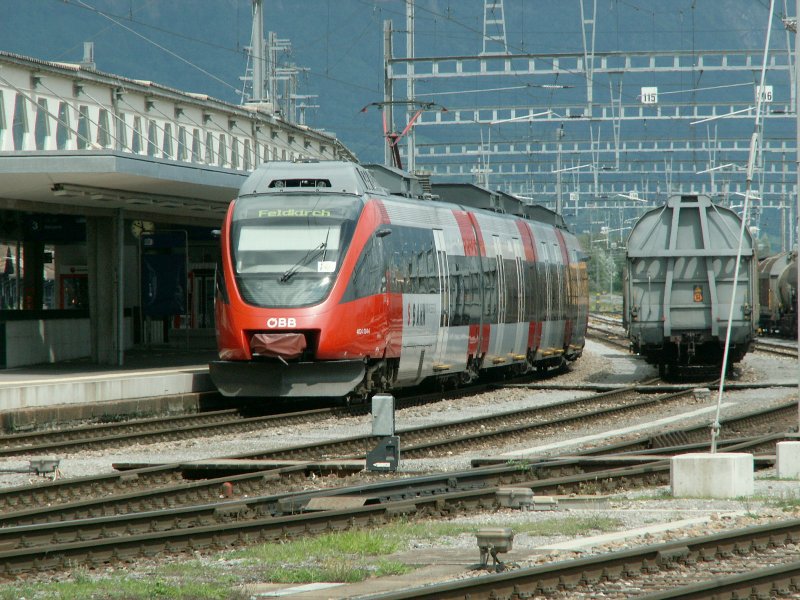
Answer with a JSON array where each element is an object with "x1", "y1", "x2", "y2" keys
[
  {"x1": 777, "y1": 441, "x2": 800, "y2": 479},
  {"x1": 671, "y1": 452, "x2": 754, "y2": 498}
]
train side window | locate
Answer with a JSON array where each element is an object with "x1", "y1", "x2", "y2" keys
[
  {"x1": 344, "y1": 235, "x2": 384, "y2": 301},
  {"x1": 214, "y1": 257, "x2": 229, "y2": 305},
  {"x1": 540, "y1": 263, "x2": 547, "y2": 321},
  {"x1": 410, "y1": 247, "x2": 420, "y2": 294},
  {"x1": 505, "y1": 257, "x2": 519, "y2": 323},
  {"x1": 425, "y1": 244, "x2": 438, "y2": 294},
  {"x1": 483, "y1": 257, "x2": 497, "y2": 320},
  {"x1": 525, "y1": 263, "x2": 534, "y2": 322},
  {"x1": 449, "y1": 260, "x2": 460, "y2": 325}
]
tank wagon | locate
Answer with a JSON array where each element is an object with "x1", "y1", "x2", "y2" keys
[
  {"x1": 210, "y1": 160, "x2": 588, "y2": 399},
  {"x1": 623, "y1": 194, "x2": 757, "y2": 376},
  {"x1": 757, "y1": 251, "x2": 797, "y2": 337}
]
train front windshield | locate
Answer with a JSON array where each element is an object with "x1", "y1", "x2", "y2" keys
[{"x1": 230, "y1": 195, "x2": 363, "y2": 307}]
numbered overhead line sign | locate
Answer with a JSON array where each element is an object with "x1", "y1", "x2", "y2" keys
[
  {"x1": 640, "y1": 85, "x2": 774, "y2": 105},
  {"x1": 640, "y1": 86, "x2": 658, "y2": 105},
  {"x1": 756, "y1": 85, "x2": 773, "y2": 103}
]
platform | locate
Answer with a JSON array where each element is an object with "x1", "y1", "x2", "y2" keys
[{"x1": 0, "y1": 346, "x2": 218, "y2": 431}]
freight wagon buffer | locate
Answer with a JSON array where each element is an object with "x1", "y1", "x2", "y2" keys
[{"x1": 623, "y1": 195, "x2": 757, "y2": 377}]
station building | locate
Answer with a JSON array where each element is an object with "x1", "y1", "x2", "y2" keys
[{"x1": 0, "y1": 50, "x2": 356, "y2": 369}]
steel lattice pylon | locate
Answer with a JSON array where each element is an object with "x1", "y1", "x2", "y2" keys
[
  {"x1": 382, "y1": 3, "x2": 799, "y2": 251},
  {"x1": 482, "y1": 0, "x2": 508, "y2": 55}
]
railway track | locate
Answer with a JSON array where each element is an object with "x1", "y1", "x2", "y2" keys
[
  {"x1": 586, "y1": 325, "x2": 630, "y2": 351},
  {"x1": 754, "y1": 339, "x2": 799, "y2": 359},
  {"x1": 588, "y1": 314, "x2": 799, "y2": 382},
  {"x1": 0, "y1": 373, "x2": 572, "y2": 458},
  {"x1": 589, "y1": 312, "x2": 623, "y2": 327},
  {"x1": 0, "y1": 400, "x2": 788, "y2": 579},
  {"x1": 0, "y1": 323, "x2": 790, "y2": 583},
  {"x1": 363, "y1": 516, "x2": 800, "y2": 599},
  {"x1": 0, "y1": 406, "x2": 339, "y2": 458},
  {"x1": 6, "y1": 376, "x2": 790, "y2": 524},
  {"x1": 0, "y1": 382, "x2": 685, "y2": 518},
  {"x1": 0, "y1": 313, "x2": 627, "y2": 460}
]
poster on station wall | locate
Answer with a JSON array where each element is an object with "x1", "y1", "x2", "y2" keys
[{"x1": 141, "y1": 230, "x2": 187, "y2": 318}]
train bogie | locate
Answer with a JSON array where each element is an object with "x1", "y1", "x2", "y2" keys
[
  {"x1": 210, "y1": 161, "x2": 588, "y2": 399},
  {"x1": 623, "y1": 194, "x2": 757, "y2": 374}
]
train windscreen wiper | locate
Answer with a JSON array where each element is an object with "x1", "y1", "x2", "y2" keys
[{"x1": 279, "y1": 242, "x2": 327, "y2": 283}]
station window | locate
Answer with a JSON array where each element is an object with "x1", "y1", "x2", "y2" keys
[
  {"x1": 76, "y1": 105, "x2": 90, "y2": 150},
  {"x1": 147, "y1": 119, "x2": 158, "y2": 157},
  {"x1": 191, "y1": 128, "x2": 201, "y2": 162},
  {"x1": 0, "y1": 92, "x2": 5, "y2": 142},
  {"x1": 34, "y1": 98, "x2": 49, "y2": 150},
  {"x1": 231, "y1": 137, "x2": 239, "y2": 169},
  {"x1": 132, "y1": 116, "x2": 143, "y2": 154},
  {"x1": 218, "y1": 134, "x2": 227, "y2": 166},
  {"x1": 243, "y1": 139, "x2": 252, "y2": 170},
  {"x1": 177, "y1": 126, "x2": 187, "y2": 161},
  {"x1": 12, "y1": 94, "x2": 29, "y2": 150},
  {"x1": 56, "y1": 102, "x2": 70, "y2": 150},
  {"x1": 205, "y1": 131, "x2": 214, "y2": 163},
  {"x1": 96, "y1": 108, "x2": 111, "y2": 148},
  {"x1": 162, "y1": 123, "x2": 173, "y2": 159},
  {"x1": 116, "y1": 113, "x2": 128, "y2": 150}
]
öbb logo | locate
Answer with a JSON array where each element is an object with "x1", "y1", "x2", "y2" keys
[{"x1": 267, "y1": 317, "x2": 297, "y2": 328}]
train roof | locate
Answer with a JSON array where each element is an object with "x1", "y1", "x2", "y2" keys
[
  {"x1": 362, "y1": 163, "x2": 426, "y2": 198},
  {"x1": 432, "y1": 183, "x2": 568, "y2": 229},
  {"x1": 627, "y1": 194, "x2": 754, "y2": 258},
  {"x1": 236, "y1": 160, "x2": 570, "y2": 230},
  {"x1": 238, "y1": 160, "x2": 386, "y2": 197}
]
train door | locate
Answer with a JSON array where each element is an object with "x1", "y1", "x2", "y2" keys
[
  {"x1": 433, "y1": 229, "x2": 451, "y2": 368},
  {"x1": 540, "y1": 240, "x2": 553, "y2": 350},
  {"x1": 512, "y1": 239, "x2": 526, "y2": 355},
  {"x1": 556, "y1": 245, "x2": 564, "y2": 322},
  {"x1": 491, "y1": 235, "x2": 507, "y2": 359}
]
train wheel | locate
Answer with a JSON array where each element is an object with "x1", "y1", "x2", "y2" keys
[
  {"x1": 342, "y1": 391, "x2": 368, "y2": 407},
  {"x1": 536, "y1": 364, "x2": 547, "y2": 375}
]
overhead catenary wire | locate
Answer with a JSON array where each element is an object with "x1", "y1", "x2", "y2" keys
[
  {"x1": 54, "y1": 0, "x2": 380, "y2": 101},
  {"x1": 50, "y1": 0, "x2": 787, "y2": 120},
  {"x1": 365, "y1": 0, "x2": 784, "y2": 108},
  {"x1": 72, "y1": 0, "x2": 240, "y2": 95},
  {"x1": 371, "y1": 0, "x2": 789, "y2": 191}
]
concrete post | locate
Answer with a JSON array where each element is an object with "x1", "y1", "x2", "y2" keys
[
  {"x1": 21, "y1": 240, "x2": 44, "y2": 309},
  {"x1": 87, "y1": 216, "x2": 124, "y2": 364}
]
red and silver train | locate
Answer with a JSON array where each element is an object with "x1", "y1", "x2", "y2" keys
[{"x1": 210, "y1": 161, "x2": 588, "y2": 399}]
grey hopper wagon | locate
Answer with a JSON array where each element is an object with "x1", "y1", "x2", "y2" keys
[
  {"x1": 757, "y1": 250, "x2": 797, "y2": 337},
  {"x1": 623, "y1": 195, "x2": 757, "y2": 377}
]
